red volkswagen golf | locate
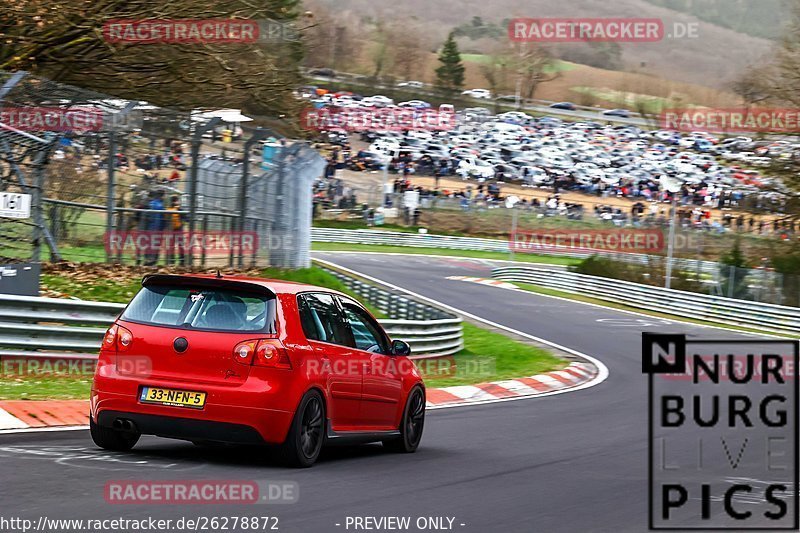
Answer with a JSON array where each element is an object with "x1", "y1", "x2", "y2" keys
[{"x1": 90, "y1": 273, "x2": 425, "y2": 467}]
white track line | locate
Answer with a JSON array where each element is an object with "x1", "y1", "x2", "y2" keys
[
  {"x1": 0, "y1": 425, "x2": 88, "y2": 435},
  {"x1": 313, "y1": 257, "x2": 610, "y2": 410}
]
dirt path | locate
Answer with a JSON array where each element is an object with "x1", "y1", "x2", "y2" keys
[{"x1": 334, "y1": 168, "x2": 775, "y2": 225}]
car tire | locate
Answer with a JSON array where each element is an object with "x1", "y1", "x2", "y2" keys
[
  {"x1": 383, "y1": 387, "x2": 425, "y2": 453},
  {"x1": 280, "y1": 390, "x2": 326, "y2": 468},
  {"x1": 89, "y1": 417, "x2": 140, "y2": 452}
]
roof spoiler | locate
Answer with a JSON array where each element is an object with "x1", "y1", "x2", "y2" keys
[{"x1": 141, "y1": 274, "x2": 275, "y2": 297}]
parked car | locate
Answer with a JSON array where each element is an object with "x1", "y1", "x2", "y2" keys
[
  {"x1": 601, "y1": 109, "x2": 630, "y2": 118},
  {"x1": 397, "y1": 100, "x2": 431, "y2": 109},
  {"x1": 308, "y1": 68, "x2": 335, "y2": 77},
  {"x1": 363, "y1": 95, "x2": 394, "y2": 107},
  {"x1": 456, "y1": 156, "x2": 495, "y2": 179},
  {"x1": 90, "y1": 274, "x2": 426, "y2": 467},
  {"x1": 549, "y1": 102, "x2": 577, "y2": 110},
  {"x1": 397, "y1": 81, "x2": 425, "y2": 88},
  {"x1": 461, "y1": 89, "x2": 492, "y2": 100}
]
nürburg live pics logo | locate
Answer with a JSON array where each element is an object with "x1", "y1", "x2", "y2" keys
[{"x1": 643, "y1": 333, "x2": 799, "y2": 529}]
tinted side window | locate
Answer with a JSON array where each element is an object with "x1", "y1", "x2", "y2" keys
[
  {"x1": 340, "y1": 300, "x2": 389, "y2": 354},
  {"x1": 298, "y1": 293, "x2": 350, "y2": 346}
]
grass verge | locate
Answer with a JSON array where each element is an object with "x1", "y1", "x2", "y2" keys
[
  {"x1": 421, "y1": 322, "x2": 564, "y2": 388},
  {"x1": 312, "y1": 242, "x2": 580, "y2": 266},
  {"x1": 0, "y1": 377, "x2": 93, "y2": 401}
]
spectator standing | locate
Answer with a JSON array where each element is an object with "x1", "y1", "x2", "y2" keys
[
  {"x1": 166, "y1": 195, "x2": 185, "y2": 266},
  {"x1": 144, "y1": 191, "x2": 166, "y2": 266}
]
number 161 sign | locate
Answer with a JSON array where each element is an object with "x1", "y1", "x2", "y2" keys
[{"x1": 0, "y1": 192, "x2": 31, "y2": 219}]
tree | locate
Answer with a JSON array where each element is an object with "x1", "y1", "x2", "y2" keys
[
  {"x1": 301, "y1": 5, "x2": 360, "y2": 73},
  {"x1": 392, "y1": 23, "x2": 427, "y2": 80},
  {"x1": 731, "y1": 64, "x2": 773, "y2": 105},
  {"x1": 733, "y1": 4, "x2": 800, "y2": 199},
  {"x1": 452, "y1": 16, "x2": 503, "y2": 40},
  {"x1": 512, "y1": 44, "x2": 559, "y2": 103},
  {"x1": 719, "y1": 240, "x2": 751, "y2": 300},
  {"x1": 369, "y1": 21, "x2": 390, "y2": 78},
  {"x1": 0, "y1": 0, "x2": 306, "y2": 117},
  {"x1": 435, "y1": 32, "x2": 465, "y2": 92}
]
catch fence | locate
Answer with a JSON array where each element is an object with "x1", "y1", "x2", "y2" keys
[{"x1": 0, "y1": 71, "x2": 325, "y2": 271}]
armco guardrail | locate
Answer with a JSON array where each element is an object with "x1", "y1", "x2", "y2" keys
[
  {"x1": 314, "y1": 227, "x2": 513, "y2": 253},
  {"x1": 312, "y1": 227, "x2": 717, "y2": 273},
  {"x1": 0, "y1": 277, "x2": 462, "y2": 363},
  {"x1": 0, "y1": 294, "x2": 123, "y2": 357},
  {"x1": 491, "y1": 266, "x2": 800, "y2": 336}
]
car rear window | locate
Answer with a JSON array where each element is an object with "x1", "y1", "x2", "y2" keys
[{"x1": 122, "y1": 285, "x2": 277, "y2": 333}]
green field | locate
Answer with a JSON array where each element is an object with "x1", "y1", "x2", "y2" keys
[{"x1": 461, "y1": 55, "x2": 578, "y2": 75}]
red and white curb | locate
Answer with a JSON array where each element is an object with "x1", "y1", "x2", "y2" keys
[
  {"x1": 426, "y1": 361, "x2": 597, "y2": 409},
  {"x1": 0, "y1": 400, "x2": 90, "y2": 431},
  {"x1": 446, "y1": 275, "x2": 518, "y2": 290},
  {"x1": 0, "y1": 407, "x2": 28, "y2": 430},
  {"x1": 0, "y1": 361, "x2": 598, "y2": 431}
]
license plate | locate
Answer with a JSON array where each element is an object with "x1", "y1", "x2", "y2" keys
[{"x1": 139, "y1": 387, "x2": 206, "y2": 409}]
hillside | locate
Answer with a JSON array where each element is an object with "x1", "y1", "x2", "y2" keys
[{"x1": 306, "y1": 0, "x2": 776, "y2": 90}]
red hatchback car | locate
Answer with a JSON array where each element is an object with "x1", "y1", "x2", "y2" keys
[{"x1": 90, "y1": 274, "x2": 426, "y2": 467}]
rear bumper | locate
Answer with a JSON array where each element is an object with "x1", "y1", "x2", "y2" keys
[
  {"x1": 97, "y1": 410, "x2": 266, "y2": 445},
  {"x1": 91, "y1": 389, "x2": 295, "y2": 444}
]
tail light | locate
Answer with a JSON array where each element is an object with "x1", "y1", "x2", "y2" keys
[
  {"x1": 101, "y1": 324, "x2": 133, "y2": 352},
  {"x1": 117, "y1": 326, "x2": 133, "y2": 351},
  {"x1": 254, "y1": 340, "x2": 291, "y2": 370},
  {"x1": 102, "y1": 325, "x2": 117, "y2": 349},
  {"x1": 233, "y1": 340, "x2": 258, "y2": 365},
  {"x1": 233, "y1": 339, "x2": 291, "y2": 369}
]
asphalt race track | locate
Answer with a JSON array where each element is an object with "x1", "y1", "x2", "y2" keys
[{"x1": 0, "y1": 253, "x2": 763, "y2": 533}]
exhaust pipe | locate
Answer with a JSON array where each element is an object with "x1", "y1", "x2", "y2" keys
[{"x1": 113, "y1": 418, "x2": 137, "y2": 433}]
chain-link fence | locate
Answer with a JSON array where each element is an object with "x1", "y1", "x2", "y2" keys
[{"x1": 0, "y1": 70, "x2": 325, "y2": 270}]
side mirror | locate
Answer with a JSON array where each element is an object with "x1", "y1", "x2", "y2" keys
[{"x1": 392, "y1": 339, "x2": 411, "y2": 356}]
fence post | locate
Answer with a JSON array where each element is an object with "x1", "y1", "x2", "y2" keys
[
  {"x1": 728, "y1": 265, "x2": 735, "y2": 299},
  {"x1": 105, "y1": 103, "x2": 137, "y2": 264},
  {"x1": 187, "y1": 118, "x2": 221, "y2": 267},
  {"x1": 509, "y1": 206, "x2": 518, "y2": 261},
  {"x1": 251, "y1": 219, "x2": 258, "y2": 268},
  {"x1": 31, "y1": 162, "x2": 45, "y2": 263},
  {"x1": 240, "y1": 128, "x2": 273, "y2": 268},
  {"x1": 201, "y1": 214, "x2": 209, "y2": 268}
]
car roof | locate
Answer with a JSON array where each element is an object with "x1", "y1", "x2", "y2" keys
[{"x1": 143, "y1": 273, "x2": 350, "y2": 298}]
